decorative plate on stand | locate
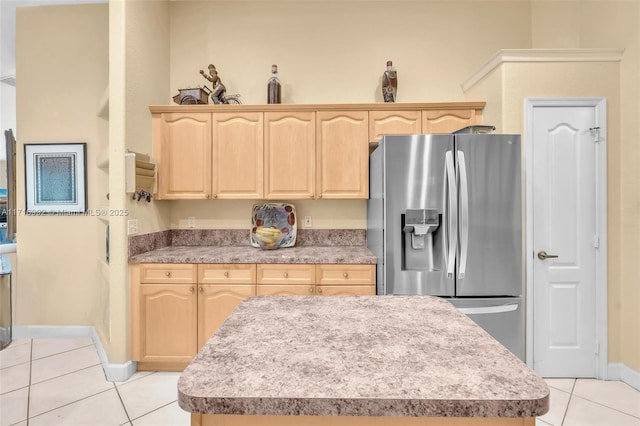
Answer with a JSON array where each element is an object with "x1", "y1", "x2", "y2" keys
[{"x1": 250, "y1": 203, "x2": 297, "y2": 248}]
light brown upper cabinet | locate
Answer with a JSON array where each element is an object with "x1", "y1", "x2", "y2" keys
[
  {"x1": 212, "y1": 112, "x2": 264, "y2": 199},
  {"x1": 150, "y1": 103, "x2": 484, "y2": 201},
  {"x1": 155, "y1": 112, "x2": 212, "y2": 200},
  {"x1": 369, "y1": 110, "x2": 421, "y2": 142},
  {"x1": 264, "y1": 112, "x2": 316, "y2": 200},
  {"x1": 316, "y1": 110, "x2": 369, "y2": 199},
  {"x1": 422, "y1": 109, "x2": 480, "y2": 134}
]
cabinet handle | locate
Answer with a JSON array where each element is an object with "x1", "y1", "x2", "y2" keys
[
  {"x1": 309, "y1": 286, "x2": 314, "y2": 294},
  {"x1": 213, "y1": 194, "x2": 218, "y2": 199},
  {"x1": 343, "y1": 272, "x2": 349, "y2": 279},
  {"x1": 165, "y1": 271, "x2": 171, "y2": 277},
  {"x1": 206, "y1": 194, "x2": 210, "y2": 199},
  {"x1": 199, "y1": 286, "x2": 204, "y2": 293},
  {"x1": 317, "y1": 287, "x2": 323, "y2": 294},
  {"x1": 310, "y1": 193, "x2": 314, "y2": 198},
  {"x1": 224, "y1": 271, "x2": 230, "y2": 278},
  {"x1": 283, "y1": 272, "x2": 288, "y2": 278},
  {"x1": 190, "y1": 286, "x2": 194, "y2": 293}
]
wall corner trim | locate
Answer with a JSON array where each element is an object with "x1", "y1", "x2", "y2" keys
[
  {"x1": 12, "y1": 325, "x2": 136, "y2": 382},
  {"x1": 608, "y1": 363, "x2": 640, "y2": 391},
  {"x1": 461, "y1": 48, "x2": 626, "y2": 93}
]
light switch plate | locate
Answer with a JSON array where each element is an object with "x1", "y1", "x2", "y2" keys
[
  {"x1": 188, "y1": 216, "x2": 196, "y2": 228},
  {"x1": 127, "y1": 219, "x2": 138, "y2": 235}
]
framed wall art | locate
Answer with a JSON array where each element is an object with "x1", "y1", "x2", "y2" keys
[{"x1": 24, "y1": 143, "x2": 87, "y2": 214}]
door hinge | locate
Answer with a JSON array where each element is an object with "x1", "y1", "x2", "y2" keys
[
  {"x1": 595, "y1": 340, "x2": 600, "y2": 356},
  {"x1": 589, "y1": 127, "x2": 601, "y2": 142},
  {"x1": 594, "y1": 235, "x2": 600, "y2": 249}
]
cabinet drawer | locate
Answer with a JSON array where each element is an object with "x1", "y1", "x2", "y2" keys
[
  {"x1": 139, "y1": 264, "x2": 197, "y2": 284},
  {"x1": 316, "y1": 285, "x2": 376, "y2": 296},
  {"x1": 257, "y1": 264, "x2": 315, "y2": 285},
  {"x1": 198, "y1": 264, "x2": 256, "y2": 284},
  {"x1": 316, "y1": 264, "x2": 375, "y2": 285},
  {"x1": 257, "y1": 285, "x2": 315, "y2": 296}
]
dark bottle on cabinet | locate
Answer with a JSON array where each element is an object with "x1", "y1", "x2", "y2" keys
[
  {"x1": 382, "y1": 60, "x2": 397, "y2": 103},
  {"x1": 267, "y1": 64, "x2": 281, "y2": 104}
]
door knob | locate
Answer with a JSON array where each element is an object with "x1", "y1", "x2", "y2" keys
[{"x1": 537, "y1": 251, "x2": 559, "y2": 260}]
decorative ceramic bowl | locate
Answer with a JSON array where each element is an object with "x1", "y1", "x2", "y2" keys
[
  {"x1": 252, "y1": 226, "x2": 285, "y2": 250},
  {"x1": 250, "y1": 203, "x2": 297, "y2": 248}
]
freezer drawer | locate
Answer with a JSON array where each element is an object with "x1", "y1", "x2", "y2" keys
[{"x1": 445, "y1": 297, "x2": 524, "y2": 361}]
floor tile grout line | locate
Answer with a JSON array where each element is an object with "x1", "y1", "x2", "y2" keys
[
  {"x1": 0, "y1": 359, "x2": 31, "y2": 371},
  {"x1": 127, "y1": 399, "x2": 179, "y2": 423},
  {"x1": 26, "y1": 339, "x2": 32, "y2": 426},
  {"x1": 558, "y1": 378, "x2": 577, "y2": 426},
  {"x1": 568, "y1": 393, "x2": 640, "y2": 421},
  {"x1": 571, "y1": 379, "x2": 640, "y2": 420},
  {"x1": 30, "y1": 343, "x2": 97, "y2": 362},
  {"x1": 113, "y1": 371, "x2": 157, "y2": 388},
  {"x1": 113, "y1": 381, "x2": 134, "y2": 424},
  {"x1": 29, "y1": 362, "x2": 103, "y2": 386},
  {"x1": 26, "y1": 387, "x2": 115, "y2": 422}
]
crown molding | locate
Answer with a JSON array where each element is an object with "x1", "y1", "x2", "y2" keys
[{"x1": 462, "y1": 48, "x2": 625, "y2": 93}]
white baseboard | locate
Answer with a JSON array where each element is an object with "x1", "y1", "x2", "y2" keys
[
  {"x1": 12, "y1": 325, "x2": 137, "y2": 382},
  {"x1": 608, "y1": 362, "x2": 640, "y2": 391}
]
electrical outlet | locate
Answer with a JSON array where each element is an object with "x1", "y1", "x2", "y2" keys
[
  {"x1": 303, "y1": 215, "x2": 312, "y2": 228},
  {"x1": 127, "y1": 219, "x2": 138, "y2": 235},
  {"x1": 188, "y1": 216, "x2": 196, "y2": 228}
]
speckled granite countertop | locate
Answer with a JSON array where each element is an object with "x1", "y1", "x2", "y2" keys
[
  {"x1": 129, "y1": 245, "x2": 377, "y2": 264},
  {"x1": 178, "y1": 296, "x2": 549, "y2": 418}
]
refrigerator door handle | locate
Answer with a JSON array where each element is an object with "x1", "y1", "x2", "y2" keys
[
  {"x1": 444, "y1": 151, "x2": 457, "y2": 279},
  {"x1": 457, "y1": 151, "x2": 469, "y2": 279},
  {"x1": 458, "y1": 304, "x2": 518, "y2": 315}
]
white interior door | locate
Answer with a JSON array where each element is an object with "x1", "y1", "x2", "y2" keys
[{"x1": 531, "y1": 105, "x2": 599, "y2": 377}]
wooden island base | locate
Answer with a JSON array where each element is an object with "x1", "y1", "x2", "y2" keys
[{"x1": 194, "y1": 414, "x2": 535, "y2": 426}]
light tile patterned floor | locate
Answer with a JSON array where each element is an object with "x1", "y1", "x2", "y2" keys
[{"x1": 1, "y1": 338, "x2": 639, "y2": 425}]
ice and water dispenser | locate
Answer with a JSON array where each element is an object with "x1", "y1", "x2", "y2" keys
[{"x1": 402, "y1": 209, "x2": 440, "y2": 271}]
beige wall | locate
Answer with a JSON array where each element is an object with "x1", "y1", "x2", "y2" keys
[
  {"x1": 15, "y1": 4, "x2": 108, "y2": 329},
  {"x1": 169, "y1": 1, "x2": 531, "y2": 105},
  {"x1": 103, "y1": 0, "x2": 171, "y2": 363},
  {"x1": 164, "y1": 0, "x2": 530, "y2": 230},
  {"x1": 531, "y1": 0, "x2": 640, "y2": 375},
  {"x1": 466, "y1": 1, "x2": 640, "y2": 371}
]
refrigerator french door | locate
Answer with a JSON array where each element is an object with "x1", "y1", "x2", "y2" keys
[{"x1": 367, "y1": 134, "x2": 524, "y2": 360}]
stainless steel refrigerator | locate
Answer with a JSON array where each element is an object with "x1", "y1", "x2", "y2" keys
[{"x1": 367, "y1": 133, "x2": 524, "y2": 360}]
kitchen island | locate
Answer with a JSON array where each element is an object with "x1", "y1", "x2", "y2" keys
[{"x1": 178, "y1": 295, "x2": 548, "y2": 426}]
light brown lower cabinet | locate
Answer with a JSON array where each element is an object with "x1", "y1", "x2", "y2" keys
[
  {"x1": 131, "y1": 263, "x2": 375, "y2": 371},
  {"x1": 198, "y1": 284, "x2": 256, "y2": 347},
  {"x1": 131, "y1": 263, "x2": 256, "y2": 371}
]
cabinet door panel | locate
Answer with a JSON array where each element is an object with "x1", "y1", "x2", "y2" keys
[
  {"x1": 265, "y1": 112, "x2": 316, "y2": 199},
  {"x1": 212, "y1": 112, "x2": 263, "y2": 199},
  {"x1": 138, "y1": 285, "x2": 197, "y2": 363},
  {"x1": 198, "y1": 285, "x2": 256, "y2": 347},
  {"x1": 316, "y1": 285, "x2": 376, "y2": 296},
  {"x1": 157, "y1": 113, "x2": 212, "y2": 199},
  {"x1": 369, "y1": 110, "x2": 421, "y2": 143},
  {"x1": 316, "y1": 111, "x2": 369, "y2": 199},
  {"x1": 422, "y1": 109, "x2": 479, "y2": 134}
]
